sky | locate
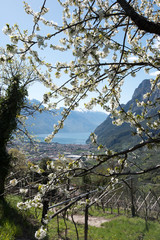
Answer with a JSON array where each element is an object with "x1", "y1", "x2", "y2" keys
[{"x1": 0, "y1": 0, "x2": 157, "y2": 112}]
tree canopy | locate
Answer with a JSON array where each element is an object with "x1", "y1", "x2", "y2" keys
[{"x1": 2, "y1": 0, "x2": 160, "y2": 140}]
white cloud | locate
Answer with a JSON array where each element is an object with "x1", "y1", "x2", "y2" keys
[
  {"x1": 128, "y1": 56, "x2": 138, "y2": 61},
  {"x1": 154, "y1": 36, "x2": 160, "y2": 48},
  {"x1": 149, "y1": 71, "x2": 160, "y2": 76}
]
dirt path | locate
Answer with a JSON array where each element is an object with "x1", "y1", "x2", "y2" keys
[{"x1": 68, "y1": 215, "x2": 112, "y2": 227}]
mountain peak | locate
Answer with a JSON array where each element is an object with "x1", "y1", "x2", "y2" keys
[
  {"x1": 92, "y1": 79, "x2": 159, "y2": 150},
  {"x1": 132, "y1": 79, "x2": 150, "y2": 100},
  {"x1": 29, "y1": 99, "x2": 41, "y2": 105}
]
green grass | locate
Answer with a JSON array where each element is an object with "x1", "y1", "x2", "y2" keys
[
  {"x1": 0, "y1": 196, "x2": 40, "y2": 240},
  {"x1": 47, "y1": 213, "x2": 160, "y2": 240},
  {"x1": 99, "y1": 216, "x2": 160, "y2": 240},
  {"x1": 1, "y1": 196, "x2": 160, "y2": 240},
  {"x1": 88, "y1": 206, "x2": 125, "y2": 218}
]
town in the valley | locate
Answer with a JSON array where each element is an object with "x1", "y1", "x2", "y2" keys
[{"x1": 22, "y1": 141, "x2": 99, "y2": 163}]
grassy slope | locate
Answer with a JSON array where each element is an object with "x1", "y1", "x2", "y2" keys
[
  {"x1": 1, "y1": 196, "x2": 160, "y2": 240},
  {"x1": 47, "y1": 215, "x2": 160, "y2": 240},
  {"x1": 0, "y1": 196, "x2": 39, "y2": 240}
]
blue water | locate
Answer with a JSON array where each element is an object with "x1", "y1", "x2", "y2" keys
[{"x1": 36, "y1": 132, "x2": 90, "y2": 144}]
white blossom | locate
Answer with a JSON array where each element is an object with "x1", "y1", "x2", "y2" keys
[
  {"x1": 35, "y1": 226, "x2": 47, "y2": 240},
  {"x1": 10, "y1": 178, "x2": 18, "y2": 186},
  {"x1": 2, "y1": 24, "x2": 12, "y2": 35},
  {"x1": 90, "y1": 132, "x2": 97, "y2": 144},
  {"x1": 19, "y1": 188, "x2": 28, "y2": 194}
]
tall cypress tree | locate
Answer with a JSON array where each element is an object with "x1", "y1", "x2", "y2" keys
[{"x1": 0, "y1": 76, "x2": 26, "y2": 198}]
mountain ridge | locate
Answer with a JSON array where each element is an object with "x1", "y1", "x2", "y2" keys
[
  {"x1": 87, "y1": 79, "x2": 160, "y2": 150},
  {"x1": 25, "y1": 101, "x2": 107, "y2": 135}
]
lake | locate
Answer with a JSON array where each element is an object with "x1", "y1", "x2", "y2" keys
[{"x1": 36, "y1": 132, "x2": 91, "y2": 144}]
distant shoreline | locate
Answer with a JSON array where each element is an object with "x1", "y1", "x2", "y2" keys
[{"x1": 34, "y1": 132, "x2": 91, "y2": 145}]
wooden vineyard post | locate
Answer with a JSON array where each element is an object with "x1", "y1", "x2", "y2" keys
[{"x1": 84, "y1": 193, "x2": 89, "y2": 240}]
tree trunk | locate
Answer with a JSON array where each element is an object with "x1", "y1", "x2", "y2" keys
[
  {"x1": 130, "y1": 179, "x2": 136, "y2": 217},
  {"x1": 41, "y1": 198, "x2": 49, "y2": 224},
  {"x1": 0, "y1": 147, "x2": 10, "y2": 199},
  {"x1": 117, "y1": 0, "x2": 160, "y2": 36},
  {"x1": 84, "y1": 195, "x2": 89, "y2": 240},
  {"x1": 0, "y1": 76, "x2": 25, "y2": 198}
]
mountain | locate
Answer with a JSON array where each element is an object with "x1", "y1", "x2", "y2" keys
[
  {"x1": 88, "y1": 79, "x2": 160, "y2": 150},
  {"x1": 25, "y1": 101, "x2": 107, "y2": 135},
  {"x1": 61, "y1": 110, "x2": 107, "y2": 133}
]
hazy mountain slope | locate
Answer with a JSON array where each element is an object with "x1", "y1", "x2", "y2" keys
[
  {"x1": 25, "y1": 102, "x2": 107, "y2": 134},
  {"x1": 62, "y1": 110, "x2": 107, "y2": 133},
  {"x1": 89, "y1": 79, "x2": 159, "y2": 150}
]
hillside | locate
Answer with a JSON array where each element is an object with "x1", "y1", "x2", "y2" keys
[
  {"x1": 88, "y1": 79, "x2": 160, "y2": 150},
  {"x1": 25, "y1": 101, "x2": 107, "y2": 134}
]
